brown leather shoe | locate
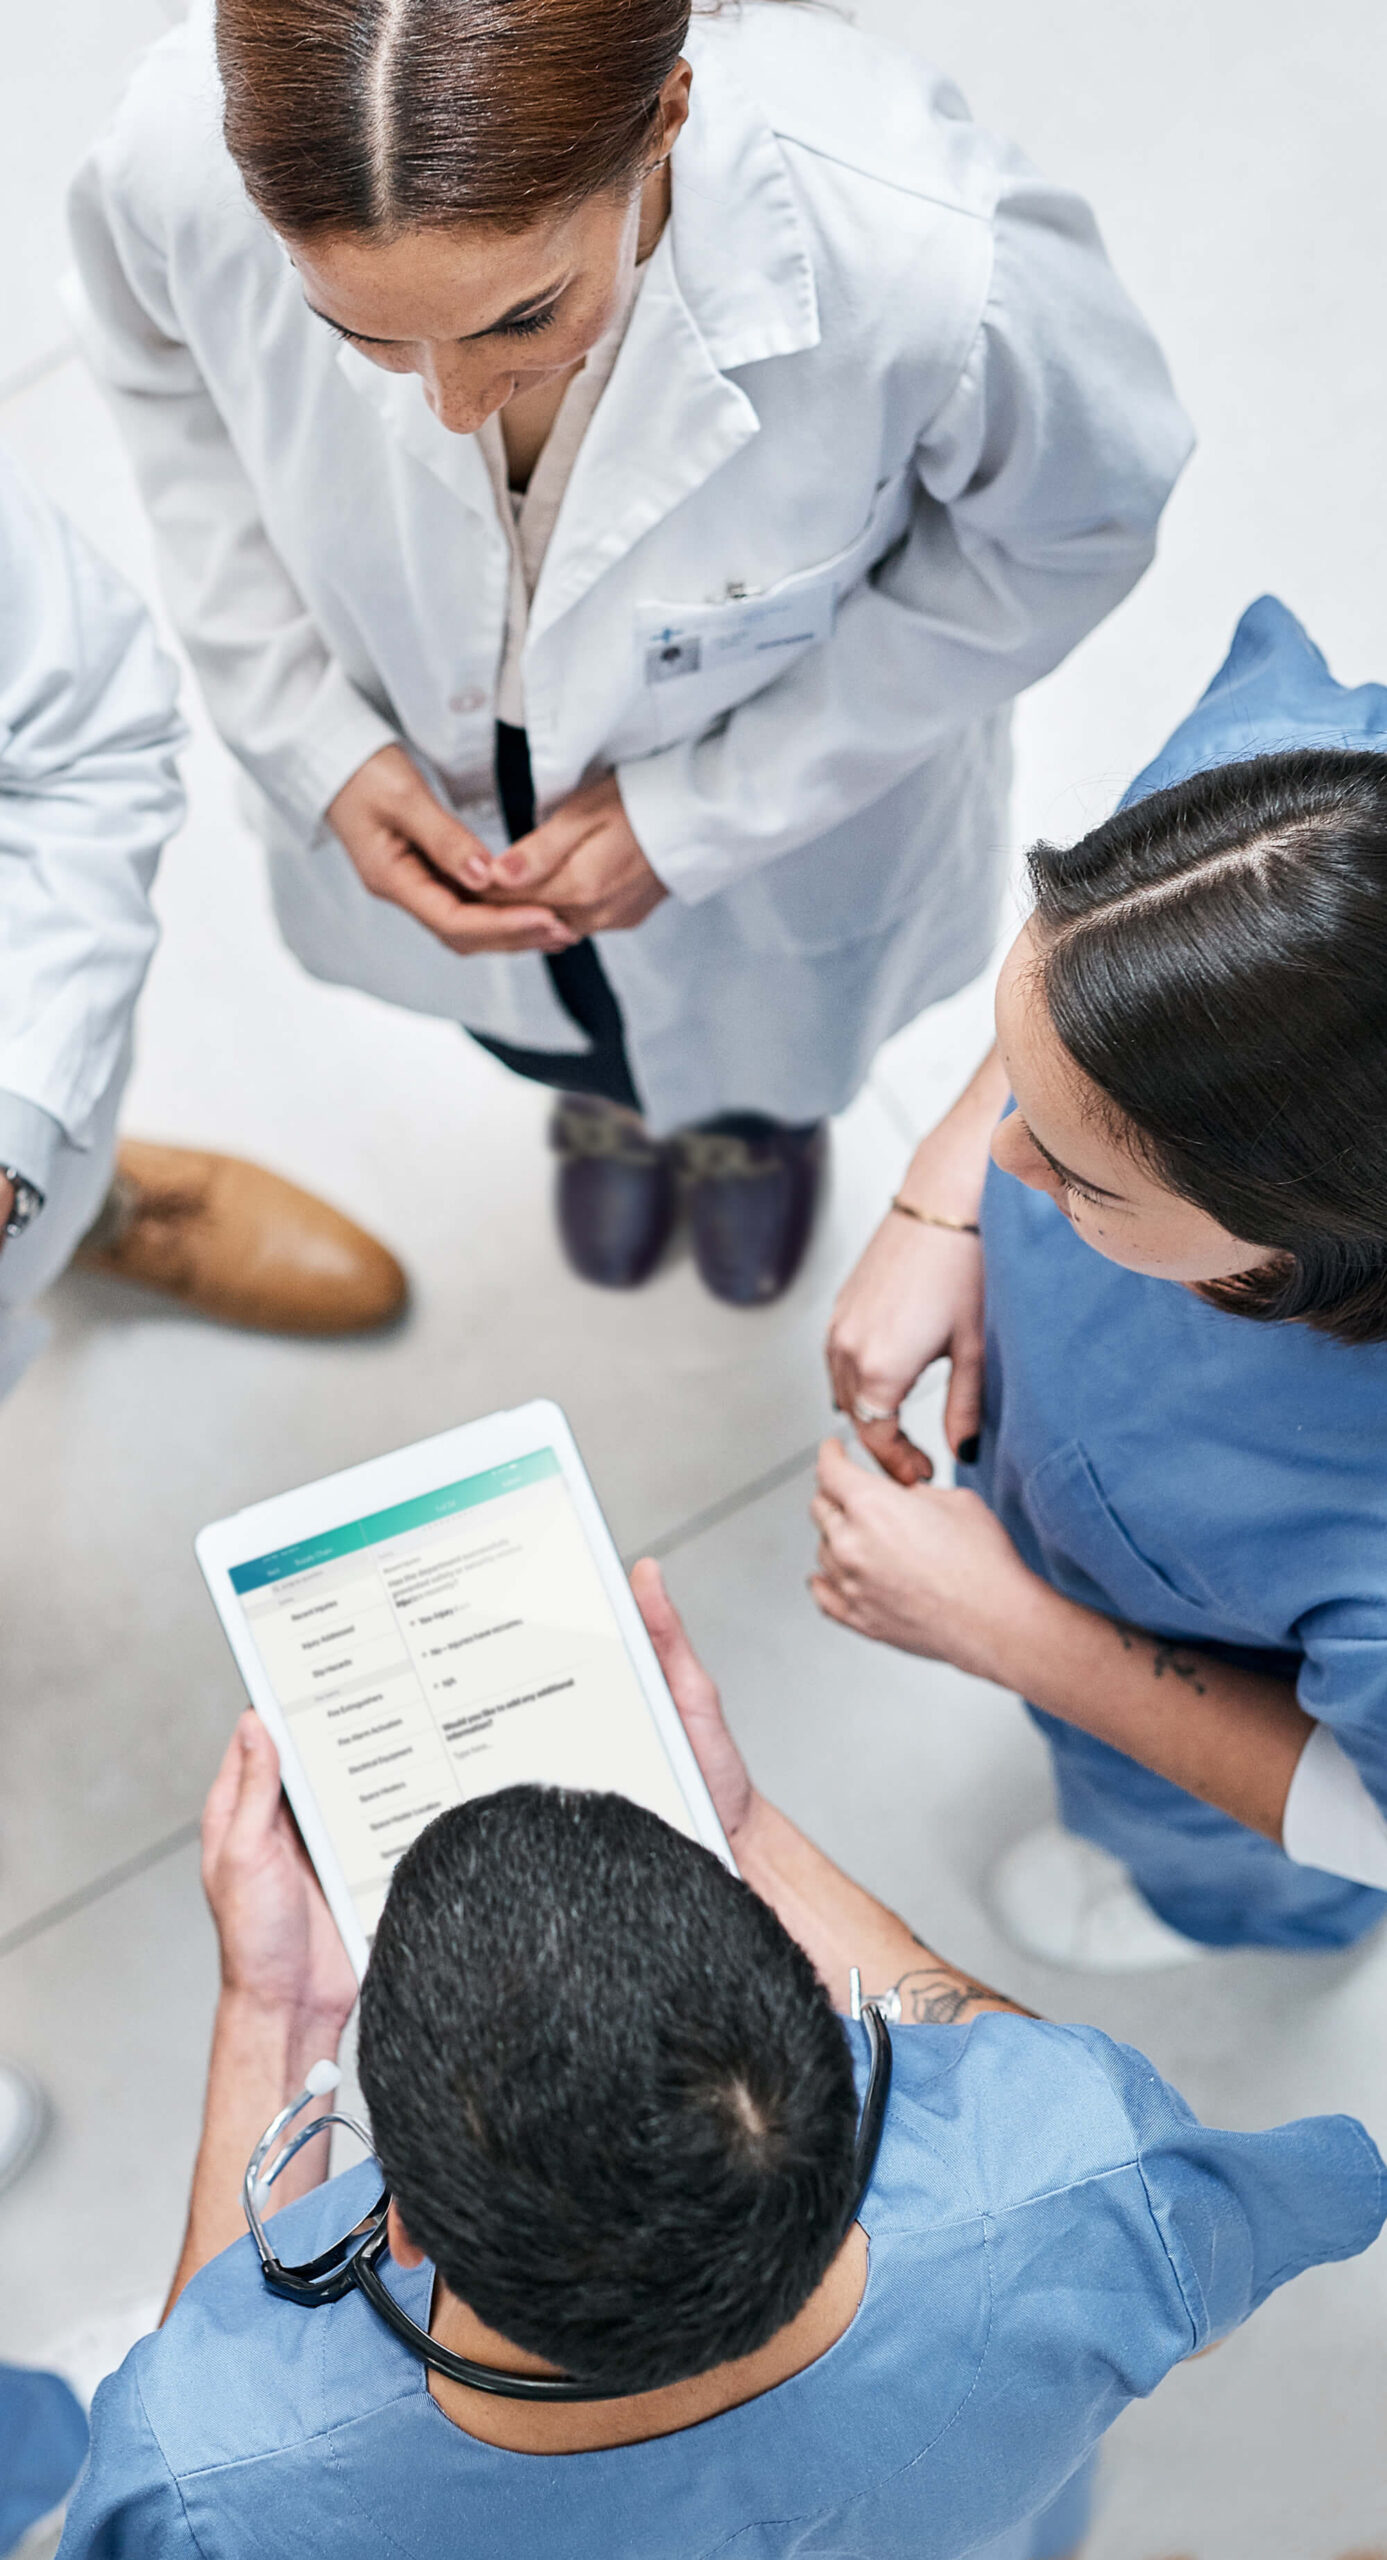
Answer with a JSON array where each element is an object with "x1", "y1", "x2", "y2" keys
[{"x1": 74, "y1": 1141, "x2": 407, "y2": 1336}]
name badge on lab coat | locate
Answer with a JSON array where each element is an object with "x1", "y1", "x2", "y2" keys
[{"x1": 639, "y1": 582, "x2": 836, "y2": 686}]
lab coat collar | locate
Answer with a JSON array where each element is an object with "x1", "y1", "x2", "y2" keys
[
  {"x1": 528, "y1": 37, "x2": 820, "y2": 644},
  {"x1": 524, "y1": 238, "x2": 757, "y2": 646},
  {"x1": 334, "y1": 26, "x2": 819, "y2": 619},
  {"x1": 661, "y1": 22, "x2": 821, "y2": 376}
]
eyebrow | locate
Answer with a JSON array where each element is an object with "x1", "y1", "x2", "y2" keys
[
  {"x1": 304, "y1": 284, "x2": 566, "y2": 347},
  {"x1": 1024, "y1": 1121, "x2": 1126, "y2": 1203}
]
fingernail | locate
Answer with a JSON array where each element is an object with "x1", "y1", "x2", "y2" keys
[
  {"x1": 957, "y1": 1435, "x2": 981, "y2": 1466},
  {"x1": 501, "y1": 851, "x2": 530, "y2": 883},
  {"x1": 462, "y1": 857, "x2": 491, "y2": 889}
]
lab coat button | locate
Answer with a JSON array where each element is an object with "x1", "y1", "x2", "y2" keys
[{"x1": 450, "y1": 686, "x2": 488, "y2": 714}]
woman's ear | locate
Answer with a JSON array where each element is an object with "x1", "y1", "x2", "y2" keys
[
  {"x1": 387, "y1": 2197, "x2": 426, "y2": 2268},
  {"x1": 656, "y1": 58, "x2": 693, "y2": 159}
]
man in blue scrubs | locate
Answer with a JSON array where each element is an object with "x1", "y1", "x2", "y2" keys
[{"x1": 61, "y1": 1566, "x2": 1385, "y2": 2560}]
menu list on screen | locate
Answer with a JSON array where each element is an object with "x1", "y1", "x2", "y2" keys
[{"x1": 230, "y1": 1448, "x2": 694, "y2": 1938}]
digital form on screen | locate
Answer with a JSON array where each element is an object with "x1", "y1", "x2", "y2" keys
[{"x1": 230, "y1": 1447, "x2": 695, "y2": 1939}]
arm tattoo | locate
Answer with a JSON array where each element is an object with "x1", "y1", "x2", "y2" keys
[
  {"x1": 1119, "y1": 1625, "x2": 1208, "y2": 1696},
  {"x1": 892, "y1": 1948, "x2": 1032, "y2": 2025},
  {"x1": 1151, "y1": 1639, "x2": 1208, "y2": 1693}
]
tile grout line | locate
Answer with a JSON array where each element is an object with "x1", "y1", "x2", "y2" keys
[
  {"x1": 0, "y1": 1818, "x2": 202, "y2": 1964},
  {"x1": 625, "y1": 1437, "x2": 822, "y2": 1567},
  {"x1": 3, "y1": 1446, "x2": 826, "y2": 1963},
  {"x1": 0, "y1": 340, "x2": 76, "y2": 413}
]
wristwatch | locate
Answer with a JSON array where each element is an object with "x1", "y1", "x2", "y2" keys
[{"x1": 1, "y1": 1167, "x2": 45, "y2": 1240}]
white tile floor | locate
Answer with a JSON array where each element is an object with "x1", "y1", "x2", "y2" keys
[{"x1": 2, "y1": 3, "x2": 1386, "y2": 2553}]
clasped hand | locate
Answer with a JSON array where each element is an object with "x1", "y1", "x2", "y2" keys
[
  {"x1": 327, "y1": 747, "x2": 667, "y2": 956},
  {"x1": 809, "y1": 1435, "x2": 1042, "y2": 1683}
]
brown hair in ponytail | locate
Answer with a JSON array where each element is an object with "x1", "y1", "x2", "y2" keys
[
  {"x1": 1028, "y1": 750, "x2": 1387, "y2": 1345},
  {"x1": 216, "y1": 0, "x2": 694, "y2": 238}
]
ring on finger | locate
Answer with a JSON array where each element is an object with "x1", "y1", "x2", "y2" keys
[{"x1": 852, "y1": 1397, "x2": 897, "y2": 1427}]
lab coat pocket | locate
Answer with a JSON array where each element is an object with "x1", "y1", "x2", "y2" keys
[
  {"x1": 636, "y1": 468, "x2": 913, "y2": 749},
  {"x1": 1024, "y1": 1441, "x2": 1224, "y2": 1630}
]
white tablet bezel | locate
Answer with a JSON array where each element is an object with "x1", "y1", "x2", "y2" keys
[{"x1": 195, "y1": 1398, "x2": 736, "y2": 1977}]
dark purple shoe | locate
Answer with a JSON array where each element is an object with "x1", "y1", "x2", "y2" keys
[
  {"x1": 676, "y1": 1117, "x2": 826, "y2": 1307},
  {"x1": 550, "y1": 1097, "x2": 676, "y2": 1289}
]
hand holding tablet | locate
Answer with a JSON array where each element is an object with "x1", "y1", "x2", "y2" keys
[{"x1": 197, "y1": 1401, "x2": 733, "y2": 1976}]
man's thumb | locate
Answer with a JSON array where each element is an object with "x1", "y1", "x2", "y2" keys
[
  {"x1": 633, "y1": 1560, "x2": 702, "y2": 1693},
  {"x1": 632, "y1": 1557, "x2": 678, "y2": 1653}
]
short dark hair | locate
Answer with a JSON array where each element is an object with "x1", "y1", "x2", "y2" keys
[
  {"x1": 1028, "y1": 748, "x2": 1387, "y2": 1344},
  {"x1": 357, "y1": 1786, "x2": 859, "y2": 2392}
]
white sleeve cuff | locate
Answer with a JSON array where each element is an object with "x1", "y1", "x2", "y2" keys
[
  {"x1": 0, "y1": 1091, "x2": 67, "y2": 1195},
  {"x1": 1282, "y1": 1723, "x2": 1387, "y2": 1888},
  {"x1": 251, "y1": 685, "x2": 401, "y2": 841},
  {"x1": 615, "y1": 747, "x2": 727, "y2": 906}
]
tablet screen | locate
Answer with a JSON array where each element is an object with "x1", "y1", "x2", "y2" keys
[{"x1": 228, "y1": 1444, "x2": 697, "y2": 1939}]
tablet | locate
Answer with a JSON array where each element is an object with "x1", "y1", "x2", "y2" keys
[{"x1": 196, "y1": 1400, "x2": 735, "y2": 1976}]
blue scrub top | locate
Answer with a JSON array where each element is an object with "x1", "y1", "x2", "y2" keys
[
  {"x1": 967, "y1": 598, "x2": 1387, "y2": 1947},
  {"x1": 59, "y1": 2018, "x2": 1384, "y2": 2560}
]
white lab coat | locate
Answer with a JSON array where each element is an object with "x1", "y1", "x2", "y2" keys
[
  {"x1": 0, "y1": 447, "x2": 183, "y2": 1393},
  {"x1": 69, "y1": 1, "x2": 1191, "y2": 1134}
]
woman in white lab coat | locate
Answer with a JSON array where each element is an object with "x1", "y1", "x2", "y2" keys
[{"x1": 70, "y1": 0, "x2": 1191, "y2": 1303}]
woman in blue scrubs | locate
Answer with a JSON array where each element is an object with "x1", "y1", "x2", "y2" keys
[{"x1": 820, "y1": 598, "x2": 1387, "y2": 1968}]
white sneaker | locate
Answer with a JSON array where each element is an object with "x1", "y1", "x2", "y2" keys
[
  {"x1": 991, "y1": 1824, "x2": 1208, "y2": 1972},
  {"x1": 0, "y1": 2059, "x2": 45, "y2": 2193}
]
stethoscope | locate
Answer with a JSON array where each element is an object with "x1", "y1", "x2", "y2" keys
[{"x1": 242, "y1": 1990, "x2": 893, "y2": 2402}]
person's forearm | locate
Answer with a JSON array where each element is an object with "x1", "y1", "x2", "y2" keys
[
  {"x1": 732, "y1": 1792, "x2": 1031, "y2": 2022},
  {"x1": 894, "y1": 1045, "x2": 1009, "y2": 1225},
  {"x1": 996, "y1": 1578, "x2": 1313, "y2": 1839},
  {"x1": 163, "y1": 1991, "x2": 347, "y2": 2319}
]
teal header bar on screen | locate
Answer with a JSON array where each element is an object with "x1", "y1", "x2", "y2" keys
[{"x1": 228, "y1": 1446, "x2": 561, "y2": 1593}]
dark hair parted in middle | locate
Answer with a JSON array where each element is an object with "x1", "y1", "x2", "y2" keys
[
  {"x1": 216, "y1": 0, "x2": 693, "y2": 238},
  {"x1": 1028, "y1": 748, "x2": 1387, "y2": 1343},
  {"x1": 358, "y1": 1786, "x2": 860, "y2": 2392}
]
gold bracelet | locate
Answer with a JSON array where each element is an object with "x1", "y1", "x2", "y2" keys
[{"x1": 890, "y1": 1196, "x2": 980, "y2": 1235}]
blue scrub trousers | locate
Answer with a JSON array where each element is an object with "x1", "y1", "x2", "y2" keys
[
  {"x1": 0, "y1": 2365, "x2": 88, "y2": 2553},
  {"x1": 1031, "y1": 1708, "x2": 1387, "y2": 1951}
]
